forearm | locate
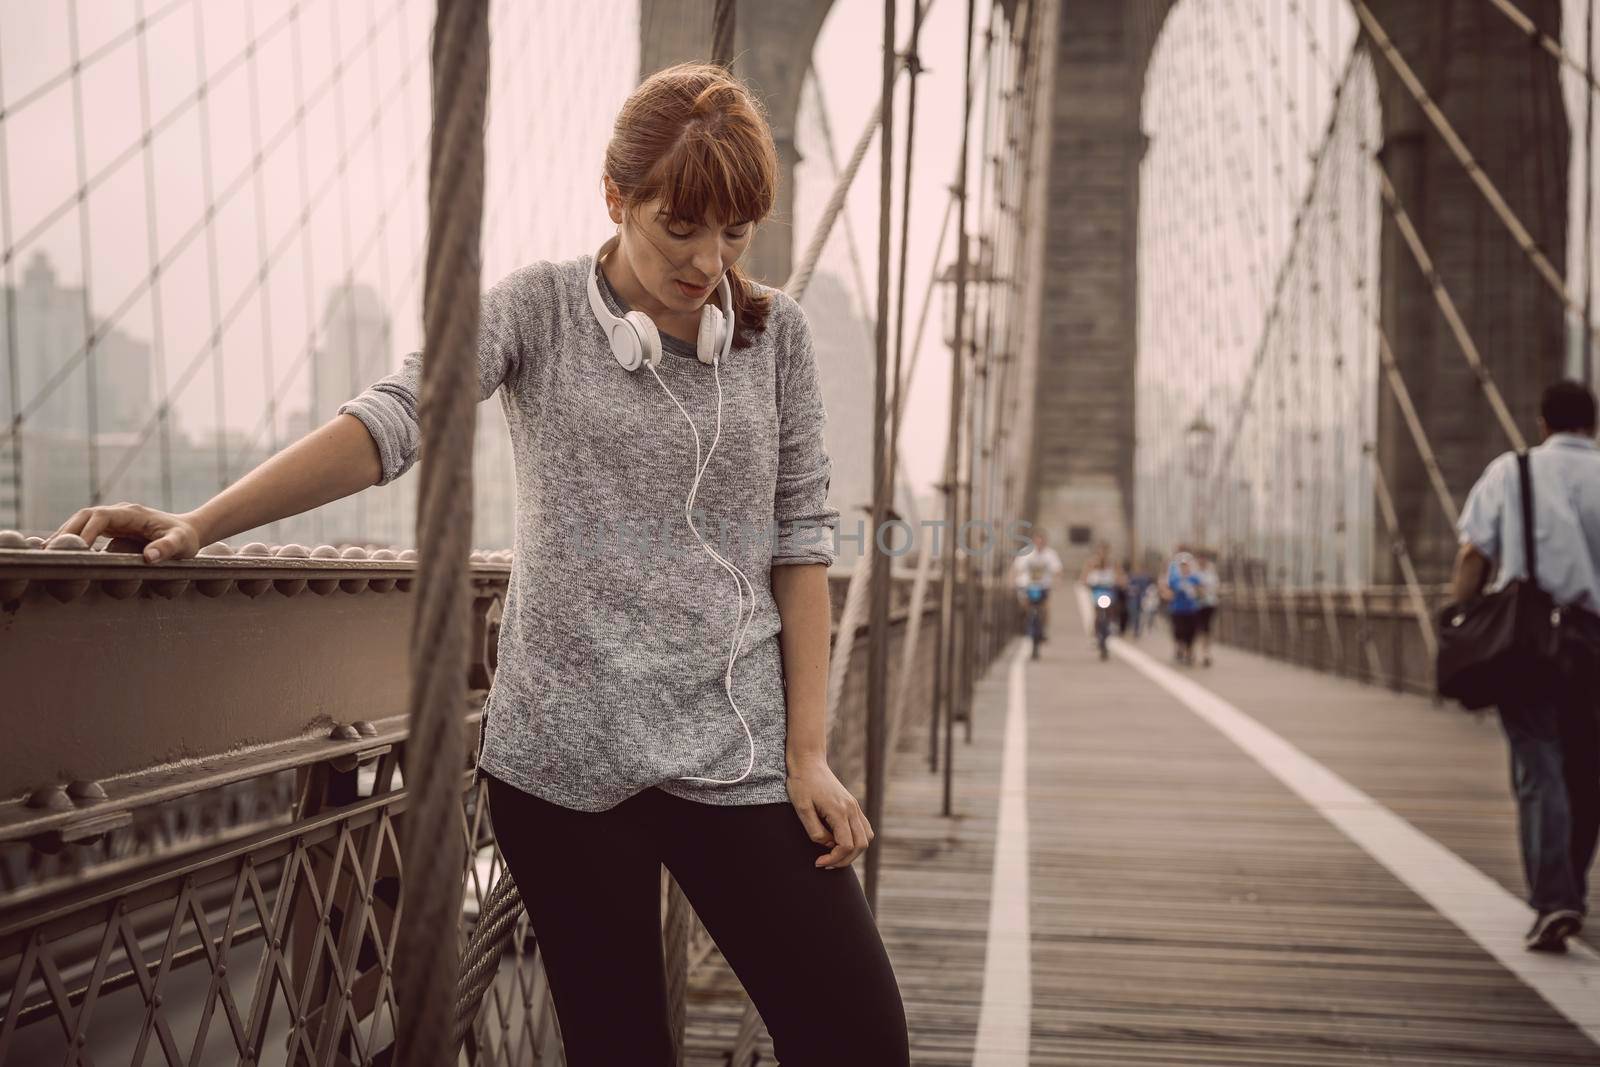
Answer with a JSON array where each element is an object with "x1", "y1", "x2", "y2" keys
[
  {"x1": 772, "y1": 562, "x2": 831, "y2": 767},
  {"x1": 1450, "y1": 543, "x2": 1490, "y2": 604},
  {"x1": 187, "y1": 413, "x2": 384, "y2": 544}
]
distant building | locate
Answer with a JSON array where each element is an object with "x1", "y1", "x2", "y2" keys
[
  {"x1": 0, "y1": 442, "x2": 16, "y2": 528},
  {"x1": 0, "y1": 253, "x2": 158, "y2": 532},
  {"x1": 0, "y1": 254, "x2": 154, "y2": 440},
  {"x1": 1571, "y1": 314, "x2": 1592, "y2": 381},
  {"x1": 297, "y1": 281, "x2": 514, "y2": 551},
  {"x1": 300, "y1": 283, "x2": 399, "y2": 546},
  {"x1": 801, "y1": 269, "x2": 878, "y2": 572},
  {"x1": 311, "y1": 283, "x2": 392, "y2": 426}
]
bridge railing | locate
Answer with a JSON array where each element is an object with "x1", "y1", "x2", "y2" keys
[
  {"x1": 0, "y1": 543, "x2": 955, "y2": 1065},
  {"x1": 1213, "y1": 582, "x2": 1449, "y2": 697}
]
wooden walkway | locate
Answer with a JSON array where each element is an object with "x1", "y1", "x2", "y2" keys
[{"x1": 865, "y1": 610, "x2": 1600, "y2": 1065}]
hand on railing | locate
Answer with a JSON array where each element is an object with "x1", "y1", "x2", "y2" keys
[
  {"x1": 785, "y1": 752, "x2": 875, "y2": 870},
  {"x1": 52, "y1": 503, "x2": 204, "y2": 563}
]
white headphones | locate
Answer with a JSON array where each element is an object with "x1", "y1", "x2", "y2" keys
[
  {"x1": 587, "y1": 237, "x2": 756, "y2": 787},
  {"x1": 587, "y1": 237, "x2": 734, "y2": 372}
]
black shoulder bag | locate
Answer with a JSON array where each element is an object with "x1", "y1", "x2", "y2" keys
[{"x1": 1436, "y1": 453, "x2": 1563, "y2": 710}]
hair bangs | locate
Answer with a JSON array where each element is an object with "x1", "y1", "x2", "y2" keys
[{"x1": 639, "y1": 118, "x2": 774, "y2": 229}]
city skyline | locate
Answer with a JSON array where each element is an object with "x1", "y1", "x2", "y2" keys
[{"x1": 0, "y1": 247, "x2": 885, "y2": 558}]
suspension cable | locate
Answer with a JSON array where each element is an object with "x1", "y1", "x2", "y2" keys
[
  {"x1": 1352, "y1": 0, "x2": 1596, "y2": 353},
  {"x1": 1, "y1": 0, "x2": 414, "y2": 451},
  {"x1": 785, "y1": 0, "x2": 937, "y2": 301},
  {"x1": 1205, "y1": 37, "x2": 1464, "y2": 535},
  {"x1": 397, "y1": 3, "x2": 486, "y2": 1063},
  {"x1": 1483, "y1": 0, "x2": 1600, "y2": 93}
]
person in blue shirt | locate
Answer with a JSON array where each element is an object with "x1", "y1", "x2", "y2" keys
[
  {"x1": 1165, "y1": 551, "x2": 1204, "y2": 666},
  {"x1": 1451, "y1": 380, "x2": 1600, "y2": 954}
]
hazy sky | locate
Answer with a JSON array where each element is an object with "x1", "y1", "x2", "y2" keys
[
  {"x1": 2, "y1": 0, "x2": 1594, "y2": 506},
  {"x1": 0, "y1": 0, "x2": 981, "y2": 499}
]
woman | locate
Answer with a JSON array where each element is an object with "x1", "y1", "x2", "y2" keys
[
  {"x1": 1166, "y1": 552, "x2": 1203, "y2": 666},
  {"x1": 52, "y1": 63, "x2": 910, "y2": 1066}
]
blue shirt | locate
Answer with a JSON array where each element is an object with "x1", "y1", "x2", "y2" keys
[
  {"x1": 1167, "y1": 562, "x2": 1203, "y2": 615},
  {"x1": 1457, "y1": 433, "x2": 1600, "y2": 613}
]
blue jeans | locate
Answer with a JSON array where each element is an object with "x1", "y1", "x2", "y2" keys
[{"x1": 1498, "y1": 690, "x2": 1600, "y2": 915}]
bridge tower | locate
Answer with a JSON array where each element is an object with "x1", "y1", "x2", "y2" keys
[
  {"x1": 1024, "y1": 0, "x2": 1570, "y2": 579},
  {"x1": 1021, "y1": 2, "x2": 1171, "y2": 568},
  {"x1": 639, "y1": 0, "x2": 835, "y2": 288}
]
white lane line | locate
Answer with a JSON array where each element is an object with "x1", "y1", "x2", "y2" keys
[
  {"x1": 1112, "y1": 636, "x2": 1600, "y2": 1045},
  {"x1": 972, "y1": 641, "x2": 1033, "y2": 1065}
]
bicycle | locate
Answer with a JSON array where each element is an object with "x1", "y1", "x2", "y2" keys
[
  {"x1": 1023, "y1": 583, "x2": 1048, "y2": 659},
  {"x1": 1090, "y1": 586, "x2": 1114, "y2": 660}
]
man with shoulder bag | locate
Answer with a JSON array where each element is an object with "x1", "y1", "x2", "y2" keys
[{"x1": 1441, "y1": 380, "x2": 1600, "y2": 953}]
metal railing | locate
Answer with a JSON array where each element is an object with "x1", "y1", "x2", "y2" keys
[
  {"x1": 1212, "y1": 581, "x2": 1451, "y2": 696},
  {"x1": 0, "y1": 545, "x2": 972, "y2": 1064}
]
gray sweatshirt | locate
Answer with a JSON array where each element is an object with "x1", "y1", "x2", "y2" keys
[{"x1": 337, "y1": 253, "x2": 840, "y2": 812}]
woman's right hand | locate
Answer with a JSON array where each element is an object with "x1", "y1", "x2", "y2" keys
[{"x1": 53, "y1": 503, "x2": 205, "y2": 563}]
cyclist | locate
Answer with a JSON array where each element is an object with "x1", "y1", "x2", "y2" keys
[
  {"x1": 1011, "y1": 530, "x2": 1064, "y2": 651},
  {"x1": 1080, "y1": 544, "x2": 1125, "y2": 660}
]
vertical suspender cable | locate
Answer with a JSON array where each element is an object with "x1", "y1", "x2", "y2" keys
[
  {"x1": 865, "y1": 0, "x2": 925, "y2": 914},
  {"x1": 191, "y1": 3, "x2": 229, "y2": 500},
  {"x1": 712, "y1": 0, "x2": 736, "y2": 68},
  {"x1": 942, "y1": 0, "x2": 976, "y2": 819},
  {"x1": 397, "y1": 0, "x2": 486, "y2": 1063},
  {"x1": 64, "y1": 2, "x2": 100, "y2": 508},
  {"x1": 0, "y1": 44, "x2": 14, "y2": 528},
  {"x1": 864, "y1": 0, "x2": 897, "y2": 918},
  {"x1": 959, "y1": 20, "x2": 993, "y2": 748},
  {"x1": 132, "y1": 0, "x2": 176, "y2": 514}
]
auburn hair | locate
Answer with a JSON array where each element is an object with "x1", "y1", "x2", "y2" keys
[{"x1": 604, "y1": 62, "x2": 779, "y2": 349}]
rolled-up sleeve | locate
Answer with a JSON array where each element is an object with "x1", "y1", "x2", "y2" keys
[
  {"x1": 771, "y1": 298, "x2": 841, "y2": 567},
  {"x1": 1457, "y1": 451, "x2": 1510, "y2": 563},
  {"x1": 337, "y1": 271, "x2": 528, "y2": 486}
]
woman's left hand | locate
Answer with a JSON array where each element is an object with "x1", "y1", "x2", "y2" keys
[{"x1": 786, "y1": 753, "x2": 874, "y2": 870}]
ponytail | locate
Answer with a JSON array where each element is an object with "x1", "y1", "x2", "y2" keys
[{"x1": 727, "y1": 263, "x2": 772, "y2": 349}]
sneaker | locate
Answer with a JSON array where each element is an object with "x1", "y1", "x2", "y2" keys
[{"x1": 1525, "y1": 909, "x2": 1584, "y2": 952}]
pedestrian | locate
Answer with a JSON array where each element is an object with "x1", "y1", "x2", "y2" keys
[
  {"x1": 1117, "y1": 558, "x2": 1137, "y2": 635},
  {"x1": 1166, "y1": 551, "x2": 1204, "y2": 666},
  {"x1": 1194, "y1": 550, "x2": 1220, "y2": 667},
  {"x1": 51, "y1": 63, "x2": 910, "y2": 1065},
  {"x1": 1451, "y1": 379, "x2": 1600, "y2": 954},
  {"x1": 1140, "y1": 579, "x2": 1162, "y2": 637}
]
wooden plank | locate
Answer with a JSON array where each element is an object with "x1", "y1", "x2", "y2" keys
[{"x1": 685, "y1": 622, "x2": 1600, "y2": 1064}]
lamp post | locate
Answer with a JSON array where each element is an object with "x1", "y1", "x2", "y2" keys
[
  {"x1": 938, "y1": 232, "x2": 999, "y2": 743},
  {"x1": 939, "y1": 233, "x2": 1000, "y2": 345}
]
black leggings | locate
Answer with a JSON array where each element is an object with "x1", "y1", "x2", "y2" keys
[{"x1": 484, "y1": 774, "x2": 911, "y2": 1066}]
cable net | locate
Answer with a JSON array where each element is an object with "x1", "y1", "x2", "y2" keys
[
  {"x1": 1136, "y1": 0, "x2": 1597, "y2": 593},
  {"x1": 0, "y1": 0, "x2": 636, "y2": 549}
]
